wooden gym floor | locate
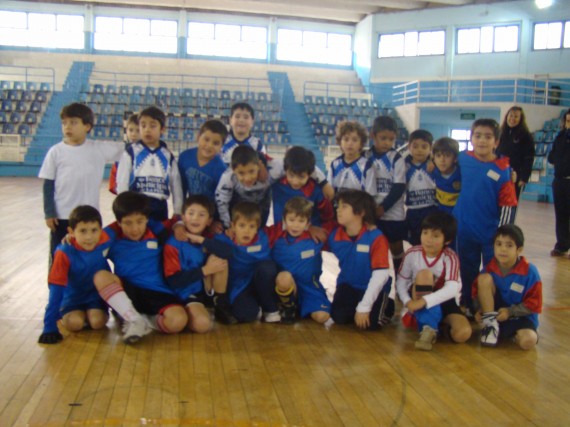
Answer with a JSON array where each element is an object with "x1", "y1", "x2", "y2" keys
[{"x1": 0, "y1": 177, "x2": 569, "y2": 427}]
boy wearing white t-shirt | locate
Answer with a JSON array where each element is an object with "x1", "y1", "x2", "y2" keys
[{"x1": 39, "y1": 103, "x2": 124, "y2": 264}]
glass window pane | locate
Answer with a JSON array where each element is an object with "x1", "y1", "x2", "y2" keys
[
  {"x1": 378, "y1": 33, "x2": 404, "y2": 58},
  {"x1": 96, "y1": 17, "x2": 122, "y2": 34},
  {"x1": 278, "y1": 29, "x2": 302, "y2": 45},
  {"x1": 151, "y1": 20, "x2": 176, "y2": 37},
  {"x1": 149, "y1": 35, "x2": 177, "y2": 54},
  {"x1": 94, "y1": 33, "x2": 120, "y2": 51},
  {"x1": 494, "y1": 25, "x2": 518, "y2": 52},
  {"x1": 242, "y1": 26, "x2": 266, "y2": 42},
  {"x1": 565, "y1": 22, "x2": 570, "y2": 48},
  {"x1": 243, "y1": 42, "x2": 267, "y2": 59},
  {"x1": 458, "y1": 28, "x2": 479, "y2": 54},
  {"x1": 546, "y1": 22, "x2": 562, "y2": 49},
  {"x1": 0, "y1": 11, "x2": 27, "y2": 29},
  {"x1": 328, "y1": 33, "x2": 351, "y2": 51},
  {"x1": 188, "y1": 22, "x2": 214, "y2": 39},
  {"x1": 480, "y1": 26, "x2": 494, "y2": 53},
  {"x1": 29, "y1": 13, "x2": 55, "y2": 31},
  {"x1": 404, "y1": 31, "x2": 418, "y2": 56},
  {"x1": 124, "y1": 18, "x2": 149, "y2": 35},
  {"x1": 303, "y1": 31, "x2": 327, "y2": 48},
  {"x1": 534, "y1": 23, "x2": 549, "y2": 50},
  {"x1": 419, "y1": 30, "x2": 444, "y2": 55},
  {"x1": 57, "y1": 15, "x2": 83, "y2": 32},
  {"x1": 215, "y1": 24, "x2": 240, "y2": 41},
  {"x1": 0, "y1": 28, "x2": 27, "y2": 46}
]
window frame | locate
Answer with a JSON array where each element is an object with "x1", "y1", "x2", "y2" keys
[
  {"x1": 532, "y1": 20, "x2": 570, "y2": 51},
  {"x1": 377, "y1": 29, "x2": 446, "y2": 59},
  {"x1": 456, "y1": 24, "x2": 520, "y2": 55}
]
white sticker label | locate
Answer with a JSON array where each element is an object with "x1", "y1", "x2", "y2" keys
[
  {"x1": 510, "y1": 282, "x2": 524, "y2": 293},
  {"x1": 147, "y1": 241, "x2": 158, "y2": 249},
  {"x1": 487, "y1": 170, "x2": 500, "y2": 181},
  {"x1": 102, "y1": 248, "x2": 109, "y2": 257},
  {"x1": 247, "y1": 245, "x2": 261, "y2": 253},
  {"x1": 301, "y1": 249, "x2": 315, "y2": 259},
  {"x1": 356, "y1": 244, "x2": 370, "y2": 253}
]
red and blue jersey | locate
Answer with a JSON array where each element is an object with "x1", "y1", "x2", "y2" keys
[
  {"x1": 163, "y1": 235, "x2": 207, "y2": 301},
  {"x1": 178, "y1": 147, "x2": 227, "y2": 201},
  {"x1": 327, "y1": 225, "x2": 390, "y2": 291}
]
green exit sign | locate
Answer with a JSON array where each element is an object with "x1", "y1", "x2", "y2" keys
[{"x1": 460, "y1": 112, "x2": 476, "y2": 120}]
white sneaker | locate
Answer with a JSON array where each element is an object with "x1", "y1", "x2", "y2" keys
[
  {"x1": 480, "y1": 321, "x2": 499, "y2": 346},
  {"x1": 122, "y1": 316, "x2": 152, "y2": 344},
  {"x1": 263, "y1": 311, "x2": 281, "y2": 323},
  {"x1": 415, "y1": 325, "x2": 437, "y2": 351}
]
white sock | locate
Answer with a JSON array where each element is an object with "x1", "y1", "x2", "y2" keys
[{"x1": 100, "y1": 282, "x2": 141, "y2": 322}]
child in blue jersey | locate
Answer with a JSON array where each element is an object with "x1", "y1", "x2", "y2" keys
[
  {"x1": 212, "y1": 202, "x2": 281, "y2": 323},
  {"x1": 473, "y1": 225, "x2": 542, "y2": 349},
  {"x1": 432, "y1": 137, "x2": 461, "y2": 214},
  {"x1": 116, "y1": 106, "x2": 183, "y2": 221},
  {"x1": 366, "y1": 115, "x2": 407, "y2": 272},
  {"x1": 39, "y1": 206, "x2": 111, "y2": 344},
  {"x1": 163, "y1": 195, "x2": 234, "y2": 332},
  {"x1": 269, "y1": 197, "x2": 331, "y2": 324},
  {"x1": 109, "y1": 113, "x2": 139, "y2": 194},
  {"x1": 396, "y1": 212, "x2": 472, "y2": 351},
  {"x1": 328, "y1": 190, "x2": 392, "y2": 330},
  {"x1": 405, "y1": 129, "x2": 437, "y2": 246},
  {"x1": 327, "y1": 121, "x2": 376, "y2": 195},
  {"x1": 453, "y1": 119, "x2": 518, "y2": 311},
  {"x1": 221, "y1": 102, "x2": 266, "y2": 165},
  {"x1": 94, "y1": 192, "x2": 187, "y2": 344}
]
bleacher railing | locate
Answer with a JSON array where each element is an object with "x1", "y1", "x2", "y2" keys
[
  {"x1": 0, "y1": 65, "x2": 55, "y2": 90},
  {"x1": 303, "y1": 81, "x2": 371, "y2": 101},
  {"x1": 393, "y1": 78, "x2": 570, "y2": 107}
]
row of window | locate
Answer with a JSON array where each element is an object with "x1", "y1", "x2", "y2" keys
[{"x1": 0, "y1": 10, "x2": 569, "y2": 65}]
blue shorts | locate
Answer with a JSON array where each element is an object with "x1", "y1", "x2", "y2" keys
[
  {"x1": 296, "y1": 279, "x2": 331, "y2": 318},
  {"x1": 60, "y1": 298, "x2": 107, "y2": 316},
  {"x1": 377, "y1": 220, "x2": 407, "y2": 243}
]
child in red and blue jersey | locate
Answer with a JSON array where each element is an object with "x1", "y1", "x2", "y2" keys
[
  {"x1": 38, "y1": 205, "x2": 111, "y2": 344},
  {"x1": 432, "y1": 137, "x2": 461, "y2": 215},
  {"x1": 221, "y1": 102, "x2": 266, "y2": 165},
  {"x1": 109, "y1": 113, "x2": 139, "y2": 195},
  {"x1": 269, "y1": 197, "x2": 331, "y2": 325},
  {"x1": 473, "y1": 225, "x2": 541, "y2": 350},
  {"x1": 328, "y1": 190, "x2": 393, "y2": 330},
  {"x1": 453, "y1": 119, "x2": 518, "y2": 311}
]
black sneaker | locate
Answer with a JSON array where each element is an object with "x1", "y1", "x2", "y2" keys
[
  {"x1": 214, "y1": 304, "x2": 238, "y2": 325},
  {"x1": 280, "y1": 305, "x2": 296, "y2": 324}
]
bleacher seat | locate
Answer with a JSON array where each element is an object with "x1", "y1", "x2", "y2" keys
[
  {"x1": 170, "y1": 88, "x2": 181, "y2": 98},
  {"x1": 104, "y1": 93, "x2": 117, "y2": 104},
  {"x1": 96, "y1": 115, "x2": 108, "y2": 126},
  {"x1": 208, "y1": 89, "x2": 218, "y2": 99},
  {"x1": 93, "y1": 126, "x2": 106, "y2": 138},
  {"x1": 168, "y1": 116, "x2": 180, "y2": 128},
  {"x1": 17, "y1": 123, "x2": 31, "y2": 136},
  {"x1": 3, "y1": 123, "x2": 15, "y2": 133},
  {"x1": 119, "y1": 85, "x2": 129, "y2": 95},
  {"x1": 1, "y1": 100, "x2": 12, "y2": 112},
  {"x1": 89, "y1": 93, "x2": 103, "y2": 103},
  {"x1": 258, "y1": 93, "x2": 268, "y2": 102},
  {"x1": 0, "y1": 111, "x2": 6, "y2": 124},
  {"x1": 40, "y1": 82, "x2": 50, "y2": 92},
  {"x1": 281, "y1": 134, "x2": 291, "y2": 144},
  {"x1": 145, "y1": 86, "x2": 155, "y2": 96},
  {"x1": 35, "y1": 91, "x2": 47, "y2": 102},
  {"x1": 13, "y1": 81, "x2": 24, "y2": 90},
  {"x1": 10, "y1": 112, "x2": 22, "y2": 124},
  {"x1": 195, "y1": 89, "x2": 206, "y2": 98},
  {"x1": 7, "y1": 90, "x2": 18, "y2": 101},
  {"x1": 25, "y1": 82, "x2": 37, "y2": 91},
  {"x1": 327, "y1": 97, "x2": 337, "y2": 106},
  {"x1": 167, "y1": 128, "x2": 179, "y2": 141},
  {"x1": 278, "y1": 122, "x2": 288, "y2": 133},
  {"x1": 130, "y1": 93, "x2": 141, "y2": 105},
  {"x1": 265, "y1": 133, "x2": 278, "y2": 144},
  {"x1": 15, "y1": 101, "x2": 27, "y2": 113},
  {"x1": 20, "y1": 90, "x2": 32, "y2": 102},
  {"x1": 24, "y1": 112, "x2": 36, "y2": 124},
  {"x1": 93, "y1": 84, "x2": 104, "y2": 94},
  {"x1": 183, "y1": 128, "x2": 194, "y2": 141},
  {"x1": 157, "y1": 87, "x2": 167, "y2": 97},
  {"x1": 110, "y1": 115, "x2": 123, "y2": 127},
  {"x1": 101, "y1": 104, "x2": 112, "y2": 115},
  {"x1": 220, "y1": 90, "x2": 230, "y2": 100},
  {"x1": 182, "y1": 116, "x2": 194, "y2": 129},
  {"x1": 106, "y1": 84, "x2": 117, "y2": 94},
  {"x1": 233, "y1": 91, "x2": 244, "y2": 101},
  {"x1": 114, "y1": 104, "x2": 125, "y2": 114},
  {"x1": 30, "y1": 101, "x2": 41, "y2": 113},
  {"x1": 360, "y1": 99, "x2": 370, "y2": 107},
  {"x1": 132, "y1": 86, "x2": 143, "y2": 95},
  {"x1": 304, "y1": 95, "x2": 314, "y2": 104},
  {"x1": 109, "y1": 127, "x2": 122, "y2": 139},
  {"x1": 315, "y1": 96, "x2": 325, "y2": 105},
  {"x1": 144, "y1": 94, "x2": 155, "y2": 105},
  {"x1": 118, "y1": 93, "x2": 129, "y2": 104}
]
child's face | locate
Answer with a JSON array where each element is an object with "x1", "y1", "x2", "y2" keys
[
  {"x1": 284, "y1": 213, "x2": 309, "y2": 237},
  {"x1": 471, "y1": 125, "x2": 498, "y2": 161},
  {"x1": 494, "y1": 235, "x2": 523, "y2": 268},
  {"x1": 336, "y1": 200, "x2": 362, "y2": 228},
  {"x1": 118, "y1": 213, "x2": 148, "y2": 241},
  {"x1": 139, "y1": 115, "x2": 164, "y2": 147},
  {"x1": 61, "y1": 116, "x2": 91, "y2": 145},
  {"x1": 564, "y1": 114, "x2": 570, "y2": 130},
  {"x1": 286, "y1": 170, "x2": 310, "y2": 190},
  {"x1": 231, "y1": 217, "x2": 259, "y2": 245},
  {"x1": 340, "y1": 131, "x2": 363, "y2": 160},
  {"x1": 409, "y1": 138, "x2": 431, "y2": 164},
  {"x1": 197, "y1": 130, "x2": 224, "y2": 161},
  {"x1": 433, "y1": 151, "x2": 456, "y2": 175},
  {"x1": 420, "y1": 228, "x2": 447, "y2": 258},
  {"x1": 126, "y1": 122, "x2": 140, "y2": 143},
  {"x1": 69, "y1": 221, "x2": 102, "y2": 251},
  {"x1": 230, "y1": 108, "x2": 254, "y2": 139},
  {"x1": 233, "y1": 162, "x2": 259, "y2": 187},
  {"x1": 372, "y1": 130, "x2": 396, "y2": 153},
  {"x1": 182, "y1": 203, "x2": 212, "y2": 235}
]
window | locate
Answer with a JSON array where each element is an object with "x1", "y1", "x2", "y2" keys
[
  {"x1": 94, "y1": 16, "x2": 177, "y2": 54},
  {"x1": 0, "y1": 10, "x2": 84, "y2": 49},
  {"x1": 451, "y1": 129, "x2": 472, "y2": 151},
  {"x1": 457, "y1": 25, "x2": 518, "y2": 54},
  {"x1": 277, "y1": 29, "x2": 352, "y2": 66},
  {"x1": 378, "y1": 30, "x2": 444, "y2": 58},
  {"x1": 187, "y1": 22, "x2": 267, "y2": 59},
  {"x1": 534, "y1": 21, "x2": 570, "y2": 50}
]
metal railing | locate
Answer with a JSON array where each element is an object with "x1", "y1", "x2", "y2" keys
[
  {"x1": 0, "y1": 65, "x2": 55, "y2": 89},
  {"x1": 303, "y1": 81, "x2": 370, "y2": 101}
]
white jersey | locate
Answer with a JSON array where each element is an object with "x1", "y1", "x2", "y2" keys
[
  {"x1": 327, "y1": 155, "x2": 376, "y2": 195},
  {"x1": 365, "y1": 148, "x2": 406, "y2": 221}
]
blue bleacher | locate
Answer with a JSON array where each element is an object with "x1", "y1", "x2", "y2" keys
[
  {"x1": 1, "y1": 100, "x2": 12, "y2": 112},
  {"x1": 24, "y1": 112, "x2": 37, "y2": 124},
  {"x1": 18, "y1": 123, "x2": 31, "y2": 135},
  {"x1": 10, "y1": 112, "x2": 22, "y2": 124},
  {"x1": 3, "y1": 123, "x2": 15, "y2": 133}
]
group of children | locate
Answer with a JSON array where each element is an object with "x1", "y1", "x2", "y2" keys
[{"x1": 37, "y1": 100, "x2": 542, "y2": 352}]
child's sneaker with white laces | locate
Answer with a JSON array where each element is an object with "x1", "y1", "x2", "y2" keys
[
  {"x1": 263, "y1": 311, "x2": 281, "y2": 323},
  {"x1": 122, "y1": 316, "x2": 152, "y2": 344},
  {"x1": 480, "y1": 313, "x2": 499, "y2": 346},
  {"x1": 415, "y1": 325, "x2": 437, "y2": 351}
]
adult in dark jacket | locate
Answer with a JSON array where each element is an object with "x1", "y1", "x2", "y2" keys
[
  {"x1": 497, "y1": 106, "x2": 535, "y2": 200},
  {"x1": 547, "y1": 109, "x2": 570, "y2": 258}
]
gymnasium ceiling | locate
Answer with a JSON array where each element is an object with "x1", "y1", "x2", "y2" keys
[{"x1": 57, "y1": 0, "x2": 516, "y2": 24}]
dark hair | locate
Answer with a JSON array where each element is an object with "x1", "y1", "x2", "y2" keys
[
  {"x1": 335, "y1": 121, "x2": 369, "y2": 150},
  {"x1": 409, "y1": 129, "x2": 434, "y2": 145},
  {"x1": 371, "y1": 116, "x2": 398, "y2": 135},
  {"x1": 139, "y1": 106, "x2": 166, "y2": 128},
  {"x1": 198, "y1": 119, "x2": 229, "y2": 141},
  {"x1": 126, "y1": 113, "x2": 139, "y2": 126},
  {"x1": 563, "y1": 108, "x2": 570, "y2": 129},
  {"x1": 231, "y1": 145, "x2": 259, "y2": 169},
  {"x1": 421, "y1": 211, "x2": 457, "y2": 244},
  {"x1": 283, "y1": 197, "x2": 313, "y2": 221},
  {"x1": 471, "y1": 118, "x2": 500, "y2": 140},
  {"x1": 230, "y1": 102, "x2": 255, "y2": 119},
  {"x1": 68, "y1": 205, "x2": 102, "y2": 229},
  {"x1": 284, "y1": 146, "x2": 316, "y2": 175},
  {"x1": 335, "y1": 189, "x2": 376, "y2": 225},
  {"x1": 61, "y1": 103, "x2": 94, "y2": 128},
  {"x1": 112, "y1": 191, "x2": 151, "y2": 221},
  {"x1": 432, "y1": 137, "x2": 460, "y2": 158},
  {"x1": 500, "y1": 106, "x2": 530, "y2": 136},
  {"x1": 231, "y1": 201, "x2": 261, "y2": 226},
  {"x1": 182, "y1": 195, "x2": 215, "y2": 218},
  {"x1": 494, "y1": 224, "x2": 524, "y2": 248}
]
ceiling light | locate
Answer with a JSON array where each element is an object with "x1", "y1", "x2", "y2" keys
[{"x1": 535, "y1": 0, "x2": 554, "y2": 9}]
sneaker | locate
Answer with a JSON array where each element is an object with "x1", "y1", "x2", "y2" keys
[
  {"x1": 280, "y1": 305, "x2": 296, "y2": 325},
  {"x1": 415, "y1": 325, "x2": 437, "y2": 351},
  {"x1": 550, "y1": 248, "x2": 568, "y2": 257},
  {"x1": 122, "y1": 316, "x2": 152, "y2": 344},
  {"x1": 214, "y1": 304, "x2": 238, "y2": 325},
  {"x1": 263, "y1": 311, "x2": 281, "y2": 323},
  {"x1": 480, "y1": 321, "x2": 499, "y2": 346}
]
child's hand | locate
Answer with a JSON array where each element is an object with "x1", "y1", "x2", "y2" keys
[
  {"x1": 225, "y1": 228, "x2": 235, "y2": 240},
  {"x1": 202, "y1": 255, "x2": 228, "y2": 276},
  {"x1": 45, "y1": 218, "x2": 58, "y2": 232},
  {"x1": 354, "y1": 312, "x2": 370, "y2": 329},
  {"x1": 322, "y1": 183, "x2": 335, "y2": 201},
  {"x1": 308, "y1": 225, "x2": 328, "y2": 243},
  {"x1": 210, "y1": 221, "x2": 224, "y2": 235},
  {"x1": 375, "y1": 206, "x2": 385, "y2": 219},
  {"x1": 173, "y1": 222, "x2": 187, "y2": 241},
  {"x1": 406, "y1": 299, "x2": 426, "y2": 313},
  {"x1": 186, "y1": 233, "x2": 205, "y2": 245},
  {"x1": 496, "y1": 307, "x2": 510, "y2": 322},
  {"x1": 38, "y1": 331, "x2": 63, "y2": 344},
  {"x1": 61, "y1": 233, "x2": 73, "y2": 245},
  {"x1": 426, "y1": 160, "x2": 435, "y2": 173}
]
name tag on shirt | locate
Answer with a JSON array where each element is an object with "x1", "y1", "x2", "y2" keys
[
  {"x1": 301, "y1": 249, "x2": 315, "y2": 259},
  {"x1": 147, "y1": 241, "x2": 158, "y2": 250},
  {"x1": 356, "y1": 244, "x2": 370, "y2": 253},
  {"x1": 487, "y1": 170, "x2": 500, "y2": 181},
  {"x1": 510, "y1": 282, "x2": 524, "y2": 293},
  {"x1": 102, "y1": 248, "x2": 109, "y2": 257},
  {"x1": 247, "y1": 245, "x2": 262, "y2": 253}
]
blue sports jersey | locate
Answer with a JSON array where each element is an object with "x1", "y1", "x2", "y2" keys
[
  {"x1": 221, "y1": 133, "x2": 265, "y2": 165},
  {"x1": 163, "y1": 235, "x2": 207, "y2": 301},
  {"x1": 432, "y1": 166, "x2": 461, "y2": 214},
  {"x1": 405, "y1": 156, "x2": 436, "y2": 210},
  {"x1": 178, "y1": 147, "x2": 227, "y2": 201}
]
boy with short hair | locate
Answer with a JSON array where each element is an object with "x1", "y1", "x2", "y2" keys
[
  {"x1": 94, "y1": 191, "x2": 188, "y2": 344},
  {"x1": 38, "y1": 205, "x2": 111, "y2": 344},
  {"x1": 473, "y1": 225, "x2": 542, "y2": 350},
  {"x1": 396, "y1": 212, "x2": 472, "y2": 351},
  {"x1": 366, "y1": 115, "x2": 407, "y2": 271},
  {"x1": 116, "y1": 106, "x2": 183, "y2": 221},
  {"x1": 269, "y1": 197, "x2": 331, "y2": 324},
  {"x1": 213, "y1": 202, "x2": 281, "y2": 323},
  {"x1": 221, "y1": 102, "x2": 266, "y2": 165},
  {"x1": 328, "y1": 190, "x2": 392, "y2": 330},
  {"x1": 432, "y1": 137, "x2": 461, "y2": 214},
  {"x1": 109, "y1": 113, "x2": 139, "y2": 194},
  {"x1": 405, "y1": 129, "x2": 437, "y2": 246},
  {"x1": 39, "y1": 102, "x2": 125, "y2": 263},
  {"x1": 453, "y1": 119, "x2": 517, "y2": 310}
]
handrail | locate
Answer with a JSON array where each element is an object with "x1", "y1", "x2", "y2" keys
[
  {"x1": 303, "y1": 81, "x2": 371, "y2": 100},
  {"x1": 0, "y1": 65, "x2": 56, "y2": 89}
]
